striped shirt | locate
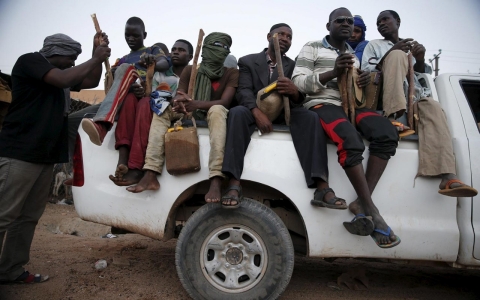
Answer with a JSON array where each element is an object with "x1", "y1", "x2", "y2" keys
[{"x1": 292, "y1": 36, "x2": 359, "y2": 109}]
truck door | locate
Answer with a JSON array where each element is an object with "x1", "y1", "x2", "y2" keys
[{"x1": 451, "y1": 76, "x2": 480, "y2": 259}]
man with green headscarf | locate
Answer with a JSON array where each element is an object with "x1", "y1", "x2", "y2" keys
[{"x1": 128, "y1": 32, "x2": 239, "y2": 204}]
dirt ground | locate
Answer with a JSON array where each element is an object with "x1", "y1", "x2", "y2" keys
[{"x1": 1, "y1": 203, "x2": 480, "y2": 300}]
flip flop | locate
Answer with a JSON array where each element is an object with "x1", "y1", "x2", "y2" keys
[
  {"x1": 0, "y1": 271, "x2": 49, "y2": 284},
  {"x1": 438, "y1": 179, "x2": 478, "y2": 197},
  {"x1": 371, "y1": 227, "x2": 401, "y2": 249},
  {"x1": 221, "y1": 185, "x2": 243, "y2": 209},
  {"x1": 391, "y1": 121, "x2": 415, "y2": 138},
  {"x1": 343, "y1": 214, "x2": 375, "y2": 236},
  {"x1": 311, "y1": 188, "x2": 347, "y2": 210}
]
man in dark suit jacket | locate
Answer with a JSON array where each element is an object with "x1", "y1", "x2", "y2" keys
[{"x1": 221, "y1": 23, "x2": 330, "y2": 207}]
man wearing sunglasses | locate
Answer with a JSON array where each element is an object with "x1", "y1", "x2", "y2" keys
[
  {"x1": 293, "y1": 7, "x2": 401, "y2": 248},
  {"x1": 221, "y1": 23, "x2": 327, "y2": 209},
  {"x1": 361, "y1": 10, "x2": 477, "y2": 198}
]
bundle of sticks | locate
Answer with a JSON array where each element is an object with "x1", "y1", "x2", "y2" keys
[{"x1": 339, "y1": 68, "x2": 355, "y2": 124}]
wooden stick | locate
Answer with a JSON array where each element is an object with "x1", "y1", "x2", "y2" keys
[
  {"x1": 188, "y1": 29, "x2": 205, "y2": 98},
  {"x1": 145, "y1": 63, "x2": 155, "y2": 97},
  {"x1": 273, "y1": 33, "x2": 290, "y2": 126},
  {"x1": 91, "y1": 14, "x2": 113, "y2": 93},
  {"x1": 347, "y1": 68, "x2": 355, "y2": 124},
  {"x1": 339, "y1": 69, "x2": 349, "y2": 116},
  {"x1": 407, "y1": 52, "x2": 415, "y2": 129}
]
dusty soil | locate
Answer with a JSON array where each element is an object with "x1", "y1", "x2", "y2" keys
[{"x1": 1, "y1": 203, "x2": 480, "y2": 300}]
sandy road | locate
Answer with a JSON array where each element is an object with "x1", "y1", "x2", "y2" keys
[{"x1": 1, "y1": 204, "x2": 479, "y2": 300}]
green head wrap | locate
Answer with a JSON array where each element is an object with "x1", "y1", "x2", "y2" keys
[{"x1": 193, "y1": 32, "x2": 232, "y2": 119}]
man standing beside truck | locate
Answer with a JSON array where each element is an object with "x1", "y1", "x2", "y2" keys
[
  {"x1": 0, "y1": 32, "x2": 110, "y2": 283},
  {"x1": 293, "y1": 7, "x2": 401, "y2": 248},
  {"x1": 361, "y1": 10, "x2": 478, "y2": 198}
]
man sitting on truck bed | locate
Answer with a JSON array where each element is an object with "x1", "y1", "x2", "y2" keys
[
  {"x1": 108, "y1": 39, "x2": 193, "y2": 186},
  {"x1": 292, "y1": 7, "x2": 401, "y2": 248},
  {"x1": 361, "y1": 10, "x2": 478, "y2": 198},
  {"x1": 221, "y1": 23, "x2": 335, "y2": 208},
  {"x1": 79, "y1": 17, "x2": 169, "y2": 148},
  {"x1": 127, "y1": 32, "x2": 239, "y2": 206}
]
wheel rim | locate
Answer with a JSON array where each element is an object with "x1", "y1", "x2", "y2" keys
[{"x1": 200, "y1": 224, "x2": 268, "y2": 293}]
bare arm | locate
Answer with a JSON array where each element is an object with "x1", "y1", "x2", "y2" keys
[
  {"x1": 43, "y1": 44, "x2": 110, "y2": 89},
  {"x1": 79, "y1": 32, "x2": 110, "y2": 89},
  {"x1": 172, "y1": 87, "x2": 236, "y2": 114},
  {"x1": 318, "y1": 53, "x2": 356, "y2": 85},
  {"x1": 155, "y1": 56, "x2": 169, "y2": 72}
]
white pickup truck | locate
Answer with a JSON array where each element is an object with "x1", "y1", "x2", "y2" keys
[{"x1": 72, "y1": 73, "x2": 480, "y2": 300}]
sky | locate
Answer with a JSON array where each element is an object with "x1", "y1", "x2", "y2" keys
[{"x1": 1, "y1": 0, "x2": 479, "y2": 88}]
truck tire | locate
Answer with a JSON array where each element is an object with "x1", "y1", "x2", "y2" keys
[{"x1": 175, "y1": 198, "x2": 294, "y2": 300}]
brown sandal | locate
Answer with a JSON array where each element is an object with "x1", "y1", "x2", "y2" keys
[{"x1": 438, "y1": 179, "x2": 478, "y2": 197}]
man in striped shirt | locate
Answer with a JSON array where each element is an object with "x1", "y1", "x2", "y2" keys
[{"x1": 292, "y1": 7, "x2": 400, "y2": 248}]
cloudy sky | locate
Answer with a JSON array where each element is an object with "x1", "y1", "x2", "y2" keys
[{"x1": 1, "y1": 0, "x2": 479, "y2": 87}]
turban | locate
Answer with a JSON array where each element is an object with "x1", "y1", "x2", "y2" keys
[
  {"x1": 193, "y1": 32, "x2": 232, "y2": 120},
  {"x1": 347, "y1": 16, "x2": 367, "y2": 49},
  {"x1": 39, "y1": 33, "x2": 82, "y2": 58}
]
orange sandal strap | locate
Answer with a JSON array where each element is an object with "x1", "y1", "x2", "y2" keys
[{"x1": 444, "y1": 179, "x2": 465, "y2": 189}]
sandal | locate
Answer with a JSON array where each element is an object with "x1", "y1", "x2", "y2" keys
[
  {"x1": 391, "y1": 121, "x2": 415, "y2": 138},
  {"x1": 221, "y1": 185, "x2": 243, "y2": 209},
  {"x1": 371, "y1": 227, "x2": 401, "y2": 249},
  {"x1": 0, "y1": 271, "x2": 49, "y2": 284},
  {"x1": 343, "y1": 214, "x2": 375, "y2": 236},
  {"x1": 310, "y1": 188, "x2": 347, "y2": 210},
  {"x1": 438, "y1": 179, "x2": 478, "y2": 197}
]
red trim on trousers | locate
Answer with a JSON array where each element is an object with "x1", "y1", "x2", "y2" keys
[
  {"x1": 320, "y1": 118, "x2": 348, "y2": 167},
  {"x1": 355, "y1": 111, "x2": 380, "y2": 124}
]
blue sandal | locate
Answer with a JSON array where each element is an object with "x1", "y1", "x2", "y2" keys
[{"x1": 371, "y1": 227, "x2": 401, "y2": 248}]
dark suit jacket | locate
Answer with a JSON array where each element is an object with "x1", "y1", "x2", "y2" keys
[{"x1": 236, "y1": 48, "x2": 296, "y2": 110}]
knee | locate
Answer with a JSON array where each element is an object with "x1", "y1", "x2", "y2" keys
[
  {"x1": 368, "y1": 127, "x2": 399, "y2": 160},
  {"x1": 339, "y1": 130, "x2": 365, "y2": 168},
  {"x1": 229, "y1": 106, "x2": 249, "y2": 117},
  {"x1": 385, "y1": 50, "x2": 408, "y2": 64},
  {"x1": 207, "y1": 105, "x2": 228, "y2": 118}
]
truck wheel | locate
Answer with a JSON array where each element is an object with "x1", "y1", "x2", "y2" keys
[{"x1": 175, "y1": 198, "x2": 294, "y2": 300}]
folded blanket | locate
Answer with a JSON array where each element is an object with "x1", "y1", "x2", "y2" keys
[{"x1": 150, "y1": 90, "x2": 173, "y2": 116}]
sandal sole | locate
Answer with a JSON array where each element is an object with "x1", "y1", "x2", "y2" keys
[
  {"x1": 343, "y1": 217, "x2": 374, "y2": 236},
  {"x1": 439, "y1": 187, "x2": 478, "y2": 198},
  {"x1": 311, "y1": 199, "x2": 347, "y2": 210}
]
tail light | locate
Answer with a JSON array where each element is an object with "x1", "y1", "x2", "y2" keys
[{"x1": 72, "y1": 133, "x2": 84, "y2": 186}]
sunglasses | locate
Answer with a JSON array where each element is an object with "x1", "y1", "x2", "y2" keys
[
  {"x1": 331, "y1": 16, "x2": 354, "y2": 25},
  {"x1": 213, "y1": 41, "x2": 229, "y2": 50}
]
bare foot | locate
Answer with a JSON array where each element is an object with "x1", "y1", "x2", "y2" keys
[
  {"x1": 348, "y1": 199, "x2": 365, "y2": 215},
  {"x1": 115, "y1": 164, "x2": 128, "y2": 179},
  {"x1": 126, "y1": 170, "x2": 160, "y2": 193},
  {"x1": 205, "y1": 177, "x2": 222, "y2": 203},
  {"x1": 109, "y1": 164, "x2": 128, "y2": 184},
  {"x1": 110, "y1": 168, "x2": 144, "y2": 186}
]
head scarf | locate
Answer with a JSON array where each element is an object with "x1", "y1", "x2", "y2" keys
[
  {"x1": 193, "y1": 32, "x2": 231, "y2": 119},
  {"x1": 347, "y1": 16, "x2": 367, "y2": 49},
  {"x1": 39, "y1": 33, "x2": 82, "y2": 58}
]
